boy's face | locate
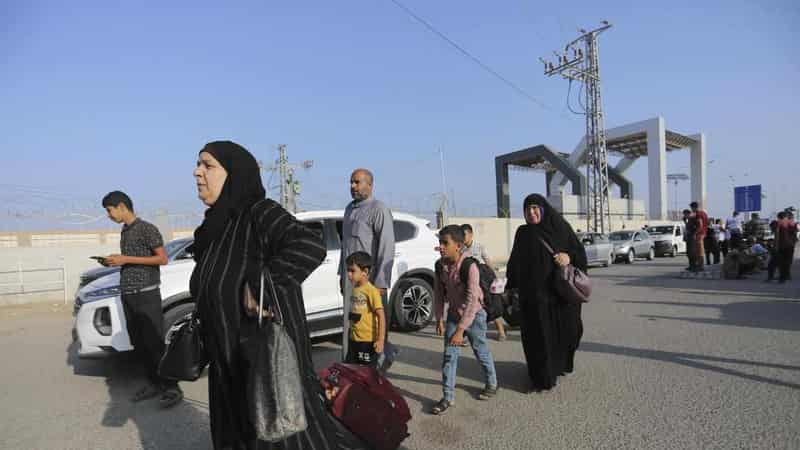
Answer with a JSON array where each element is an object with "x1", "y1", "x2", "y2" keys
[
  {"x1": 463, "y1": 230, "x2": 473, "y2": 246},
  {"x1": 105, "y1": 205, "x2": 125, "y2": 224},
  {"x1": 346, "y1": 264, "x2": 369, "y2": 285},
  {"x1": 438, "y1": 234, "x2": 463, "y2": 262}
]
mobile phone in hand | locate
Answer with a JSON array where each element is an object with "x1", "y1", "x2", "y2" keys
[{"x1": 90, "y1": 256, "x2": 107, "y2": 265}]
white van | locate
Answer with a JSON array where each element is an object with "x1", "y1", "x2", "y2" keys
[{"x1": 646, "y1": 223, "x2": 686, "y2": 257}]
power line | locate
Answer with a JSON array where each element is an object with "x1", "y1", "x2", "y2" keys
[{"x1": 387, "y1": 0, "x2": 565, "y2": 116}]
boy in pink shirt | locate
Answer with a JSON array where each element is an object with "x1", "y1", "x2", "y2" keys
[{"x1": 431, "y1": 225, "x2": 498, "y2": 415}]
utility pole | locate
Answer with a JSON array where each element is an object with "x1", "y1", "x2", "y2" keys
[
  {"x1": 437, "y1": 148, "x2": 449, "y2": 228},
  {"x1": 260, "y1": 145, "x2": 314, "y2": 213},
  {"x1": 540, "y1": 21, "x2": 613, "y2": 233}
]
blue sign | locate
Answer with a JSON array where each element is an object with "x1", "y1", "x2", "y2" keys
[{"x1": 734, "y1": 185, "x2": 761, "y2": 212}]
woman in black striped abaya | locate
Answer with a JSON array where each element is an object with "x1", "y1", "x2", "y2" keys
[{"x1": 190, "y1": 141, "x2": 365, "y2": 450}]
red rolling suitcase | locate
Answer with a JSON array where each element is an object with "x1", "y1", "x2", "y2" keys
[{"x1": 320, "y1": 363, "x2": 411, "y2": 450}]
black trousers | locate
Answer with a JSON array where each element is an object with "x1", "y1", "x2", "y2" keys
[
  {"x1": 121, "y1": 290, "x2": 173, "y2": 386},
  {"x1": 685, "y1": 239, "x2": 695, "y2": 268},
  {"x1": 778, "y1": 247, "x2": 795, "y2": 282}
]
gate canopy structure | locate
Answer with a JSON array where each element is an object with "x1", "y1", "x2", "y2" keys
[
  {"x1": 548, "y1": 117, "x2": 706, "y2": 220},
  {"x1": 495, "y1": 145, "x2": 585, "y2": 218}
]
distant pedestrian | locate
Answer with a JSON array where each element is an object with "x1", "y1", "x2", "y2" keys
[
  {"x1": 506, "y1": 194, "x2": 587, "y2": 393},
  {"x1": 704, "y1": 218, "x2": 720, "y2": 265},
  {"x1": 461, "y1": 223, "x2": 506, "y2": 341},
  {"x1": 340, "y1": 168, "x2": 396, "y2": 363},
  {"x1": 690, "y1": 202, "x2": 709, "y2": 272},
  {"x1": 776, "y1": 211, "x2": 798, "y2": 283},
  {"x1": 682, "y1": 209, "x2": 695, "y2": 271},
  {"x1": 100, "y1": 191, "x2": 182, "y2": 408},
  {"x1": 744, "y1": 213, "x2": 764, "y2": 241},
  {"x1": 726, "y1": 211, "x2": 743, "y2": 249},
  {"x1": 765, "y1": 217, "x2": 780, "y2": 282},
  {"x1": 717, "y1": 219, "x2": 729, "y2": 259}
]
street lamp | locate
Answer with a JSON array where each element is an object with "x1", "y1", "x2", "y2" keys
[{"x1": 667, "y1": 173, "x2": 690, "y2": 218}]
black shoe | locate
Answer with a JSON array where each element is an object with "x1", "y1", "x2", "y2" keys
[
  {"x1": 131, "y1": 384, "x2": 162, "y2": 403},
  {"x1": 159, "y1": 386, "x2": 183, "y2": 409}
]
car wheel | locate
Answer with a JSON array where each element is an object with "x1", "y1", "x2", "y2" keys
[
  {"x1": 647, "y1": 248, "x2": 655, "y2": 260},
  {"x1": 626, "y1": 249, "x2": 635, "y2": 264},
  {"x1": 671, "y1": 245, "x2": 678, "y2": 257},
  {"x1": 392, "y1": 277, "x2": 434, "y2": 332},
  {"x1": 163, "y1": 303, "x2": 195, "y2": 344}
]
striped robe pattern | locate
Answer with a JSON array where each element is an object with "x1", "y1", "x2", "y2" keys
[{"x1": 191, "y1": 199, "x2": 365, "y2": 450}]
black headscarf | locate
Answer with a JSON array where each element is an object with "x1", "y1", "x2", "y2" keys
[
  {"x1": 507, "y1": 193, "x2": 587, "y2": 293},
  {"x1": 523, "y1": 194, "x2": 578, "y2": 257},
  {"x1": 192, "y1": 141, "x2": 266, "y2": 262}
]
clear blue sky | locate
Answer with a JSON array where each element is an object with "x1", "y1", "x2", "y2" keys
[{"x1": 2, "y1": 0, "x2": 798, "y2": 230}]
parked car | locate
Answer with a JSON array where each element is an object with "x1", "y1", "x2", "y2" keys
[
  {"x1": 646, "y1": 223, "x2": 686, "y2": 257},
  {"x1": 609, "y1": 230, "x2": 654, "y2": 263},
  {"x1": 74, "y1": 238, "x2": 194, "y2": 293},
  {"x1": 576, "y1": 232, "x2": 614, "y2": 267},
  {"x1": 72, "y1": 211, "x2": 439, "y2": 358}
]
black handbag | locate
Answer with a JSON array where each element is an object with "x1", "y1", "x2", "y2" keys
[
  {"x1": 239, "y1": 270, "x2": 308, "y2": 442},
  {"x1": 158, "y1": 312, "x2": 208, "y2": 381}
]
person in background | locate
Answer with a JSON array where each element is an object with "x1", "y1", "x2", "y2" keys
[
  {"x1": 726, "y1": 211, "x2": 743, "y2": 249},
  {"x1": 717, "y1": 219, "x2": 728, "y2": 260},
  {"x1": 776, "y1": 211, "x2": 798, "y2": 283},
  {"x1": 704, "y1": 218, "x2": 720, "y2": 265},
  {"x1": 765, "y1": 216, "x2": 781, "y2": 282},
  {"x1": 683, "y1": 209, "x2": 696, "y2": 271},
  {"x1": 690, "y1": 202, "x2": 709, "y2": 272},
  {"x1": 461, "y1": 223, "x2": 506, "y2": 341},
  {"x1": 101, "y1": 190, "x2": 182, "y2": 409}
]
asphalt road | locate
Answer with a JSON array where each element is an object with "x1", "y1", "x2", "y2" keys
[{"x1": 1, "y1": 257, "x2": 799, "y2": 449}]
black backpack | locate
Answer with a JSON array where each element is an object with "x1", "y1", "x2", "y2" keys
[{"x1": 435, "y1": 257, "x2": 504, "y2": 323}]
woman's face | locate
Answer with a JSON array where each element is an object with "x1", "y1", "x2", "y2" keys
[
  {"x1": 194, "y1": 151, "x2": 228, "y2": 206},
  {"x1": 525, "y1": 204, "x2": 542, "y2": 225}
]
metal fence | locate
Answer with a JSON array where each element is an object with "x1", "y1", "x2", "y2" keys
[{"x1": 0, "y1": 261, "x2": 68, "y2": 303}]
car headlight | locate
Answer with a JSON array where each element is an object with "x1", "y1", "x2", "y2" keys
[{"x1": 84, "y1": 286, "x2": 121, "y2": 301}]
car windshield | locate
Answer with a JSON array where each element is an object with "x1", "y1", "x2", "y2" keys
[
  {"x1": 165, "y1": 239, "x2": 190, "y2": 260},
  {"x1": 647, "y1": 226, "x2": 674, "y2": 235},
  {"x1": 610, "y1": 232, "x2": 633, "y2": 241}
]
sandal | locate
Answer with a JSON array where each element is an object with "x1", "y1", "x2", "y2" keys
[
  {"x1": 431, "y1": 399, "x2": 453, "y2": 415},
  {"x1": 478, "y1": 385, "x2": 498, "y2": 400},
  {"x1": 131, "y1": 384, "x2": 162, "y2": 402},
  {"x1": 159, "y1": 387, "x2": 184, "y2": 409}
]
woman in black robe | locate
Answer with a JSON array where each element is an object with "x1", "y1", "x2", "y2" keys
[
  {"x1": 505, "y1": 194, "x2": 587, "y2": 392},
  {"x1": 190, "y1": 141, "x2": 365, "y2": 450}
]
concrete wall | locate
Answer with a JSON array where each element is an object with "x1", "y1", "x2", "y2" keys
[
  {"x1": 0, "y1": 227, "x2": 194, "y2": 306},
  {"x1": 0, "y1": 244, "x2": 119, "y2": 306}
]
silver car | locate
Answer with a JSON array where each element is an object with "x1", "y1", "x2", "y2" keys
[
  {"x1": 577, "y1": 232, "x2": 614, "y2": 267},
  {"x1": 610, "y1": 230, "x2": 655, "y2": 264}
]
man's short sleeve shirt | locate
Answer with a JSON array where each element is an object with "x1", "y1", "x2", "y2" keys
[{"x1": 120, "y1": 219, "x2": 163, "y2": 292}]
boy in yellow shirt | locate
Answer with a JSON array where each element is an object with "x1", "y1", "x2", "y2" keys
[{"x1": 345, "y1": 251, "x2": 386, "y2": 366}]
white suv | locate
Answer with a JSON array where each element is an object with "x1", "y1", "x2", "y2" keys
[{"x1": 72, "y1": 211, "x2": 439, "y2": 358}]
